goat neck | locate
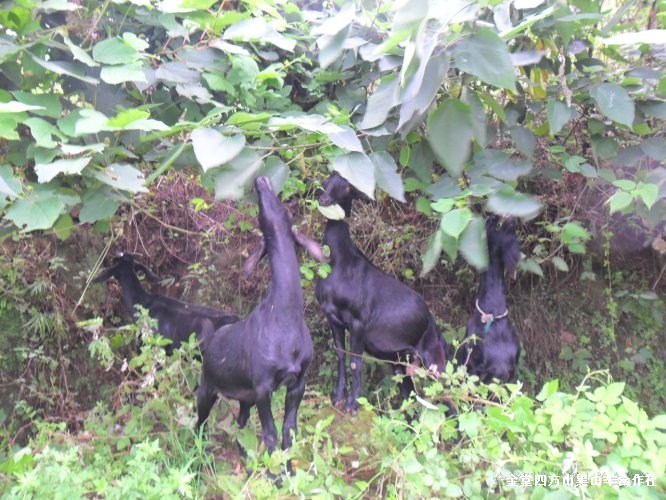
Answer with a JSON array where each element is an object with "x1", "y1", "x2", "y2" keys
[
  {"x1": 323, "y1": 218, "x2": 361, "y2": 266},
  {"x1": 476, "y1": 257, "x2": 507, "y2": 315},
  {"x1": 477, "y1": 219, "x2": 519, "y2": 315},
  {"x1": 255, "y1": 176, "x2": 303, "y2": 308},
  {"x1": 117, "y1": 265, "x2": 152, "y2": 314}
]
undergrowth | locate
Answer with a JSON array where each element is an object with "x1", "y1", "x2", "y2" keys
[{"x1": 0, "y1": 311, "x2": 664, "y2": 498}]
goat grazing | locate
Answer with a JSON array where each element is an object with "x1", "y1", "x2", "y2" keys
[
  {"x1": 94, "y1": 253, "x2": 239, "y2": 354},
  {"x1": 196, "y1": 176, "x2": 324, "y2": 453},
  {"x1": 457, "y1": 216, "x2": 521, "y2": 383},
  {"x1": 315, "y1": 173, "x2": 450, "y2": 414}
]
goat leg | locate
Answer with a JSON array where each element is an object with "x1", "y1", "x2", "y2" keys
[
  {"x1": 282, "y1": 373, "x2": 306, "y2": 450},
  {"x1": 255, "y1": 391, "x2": 278, "y2": 454},
  {"x1": 330, "y1": 322, "x2": 347, "y2": 407},
  {"x1": 345, "y1": 331, "x2": 364, "y2": 415},
  {"x1": 195, "y1": 377, "x2": 218, "y2": 432}
]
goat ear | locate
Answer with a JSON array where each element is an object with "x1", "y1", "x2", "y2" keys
[
  {"x1": 242, "y1": 238, "x2": 267, "y2": 279},
  {"x1": 292, "y1": 227, "x2": 327, "y2": 262},
  {"x1": 93, "y1": 266, "x2": 116, "y2": 283},
  {"x1": 134, "y1": 262, "x2": 161, "y2": 282}
]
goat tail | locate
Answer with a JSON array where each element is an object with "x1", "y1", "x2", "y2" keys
[{"x1": 195, "y1": 318, "x2": 216, "y2": 353}]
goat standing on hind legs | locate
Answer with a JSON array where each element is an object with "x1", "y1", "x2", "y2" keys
[
  {"x1": 457, "y1": 216, "x2": 521, "y2": 383},
  {"x1": 196, "y1": 176, "x2": 325, "y2": 455},
  {"x1": 315, "y1": 173, "x2": 451, "y2": 415}
]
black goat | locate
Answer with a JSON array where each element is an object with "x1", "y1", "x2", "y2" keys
[
  {"x1": 457, "y1": 216, "x2": 521, "y2": 383},
  {"x1": 315, "y1": 173, "x2": 450, "y2": 414},
  {"x1": 94, "y1": 253, "x2": 239, "y2": 354},
  {"x1": 196, "y1": 176, "x2": 324, "y2": 453}
]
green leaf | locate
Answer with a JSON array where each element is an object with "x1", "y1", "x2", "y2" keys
[
  {"x1": 511, "y1": 126, "x2": 536, "y2": 157},
  {"x1": 640, "y1": 137, "x2": 666, "y2": 161},
  {"x1": 552, "y1": 256, "x2": 569, "y2": 272},
  {"x1": 79, "y1": 187, "x2": 122, "y2": 223},
  {"x1": 61, "y1": 33, "x2": 98, "y2": 67},
  {"x1": 53, "y1": 214, "x2": 74, "y2": 241},
  {"x1": 613, "y1": 179, "x2": 637, "y2": 191},
  {"x1": 602, "y1": 29, "x2": 666, "y2": 46},
  {"x1": 359, "y1": 75, "x2": 400, "y2": 130},
  {"x1": 223, "y1": 18, "x2": 296, "y2": 52},
  {"x1": 470, "y1": 149, "x2": 532, "y2": 181},
  {"x1": 316, "y1": 28, "x2": 350, "y2": 69},
  {"x1": 93, "y1": 37, "x2": 142, "y2": 65},
  {"x1": 191, "y1": 129, "x2": 246, "y2": 172},
  {"x1": 6, "y1": 192, "x2": 64, "y2": 231},
  {"x1": 561, "y1": 222, "x2": 591, "y2": 244},
  {"x1": 34, "y1": 157, "x2": 91, "y2": 183},
  {"x1": 24, "y1": 117, "x2": 59, "y2": 148},
  {"x1": 518, "y1": 258, "x2": 543, "y2": 277},
  {"x1": 551, "y1": 410, "x2": 571, "y2": 433},
  {"x1": 606, "y1": 190, "x2": 633, "y2": 214},
  {"x1": 486, "y1": 188, "x2": 542, "y2": 219},
  {"x1": 421, "y1": 231, "x2": 443, "y2": 277},
  {"x1": 92, "y1": 163, "x2": 149, "y2": 193},
  {"x1": 369, "y1": 152, "x2": 405, "y2": 202},
  {"x1": 427, "y1": 99, "x2": 474, "y2": 177},
  {"x1": 459, "y1": 216, "x2": 488, "y2": 270},
  {"x1": 12, "y1": 91, "x2": 62, "y2": 118},
  {"x1": 100, "y1": 62, "x2": 147, "y2": 84},
  {"x1": 0, "y1": 165, "x2": 22, "y2": 200},
  {"x1": 453, "y1": 29, "x2": 516, "y2": 92},
  {"x1": 547, "y1": 99, "x2": 573, "y2": 136},
  {"x1": 72, "y1": 109, "x2": 109, "y2": 136},
  {"x1": 634, "y1": 182, "x2": 659, "y2": 210},
  {"x1": 212, "y1": 148, "x2": 263, "y2": 200},
  {"x1": 431, "y1": 198, "x2": 455, "y2": 214},
  {"x1": 332, "y1": 152, "x2": 376, "y2": 200},
  {"x1": 590, "y1": 83, "x2": 635, "y2": 129},
  {"x1": 257, "y1": 156, "x2": 289, "y2": 194},
  {"x1": 31, "y1": 56, "x2": 98, "y2": 84},
  {"x1": 0, "y1": 101, "x2": 44, "y2": 113},
  {"x1": 441, "y1": 208, "x2": 472, "y2": 239},
  {"x1": 536, "y1": 379, "x2": 559, "y2": 401}
]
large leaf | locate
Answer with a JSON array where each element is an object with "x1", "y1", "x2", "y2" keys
[
  {"x1": 547, "y1": 99, "x2": 573, "y2": 136},
  {"x1": 469, "y1": 149, "x2": 532, "y2": 181},
  {"x1": 398, "y1": 52, "x2": 449, "y2": 134},
  {"x1": 486, "y1": 188, "x2": 542, "y2": 219},
  {"x1": 24, "y1": 117, "x2": 59, "y2": 148},
  {"x1": 641, "y1": 137, "x2": 666, "y2": 161},
  {"x1": 35, "y1": 157, "x2": 91, "y2": 183},
  {"x1": 79, "y1": 186, "x2": 123, "y2": 223},
  {"x1": 191, "y1": 129, "x2": 246, "y2": 172},
  {"x1": 511, "y1": 126, "x2": 536, "y2": 157},
  {"x1": 426, "y1": 99, "x2": 474, "y2": 177},
  {"x1": 12, "y1": 91, "x2": 62, "y2": 118},
  {"x1": 590, "y1": 83, "x2": 635, "y2": 129},
  {"x1": 369, "y1": 152, "x2": 405, "y2": 202},
  {"x1": 93, "y1": 37, "x2": 142, "y2": 65},
  {"x1": 269, "y1": 114, "x2": 362, "y2": 151},
  {"x1": 100, "y1": 62, "x2": 147, "y2": 84},
  {"x1": 224, "y1": 18, "x2": 296, "y2": 52},
  {"x1": 332, "y1": 152, "x2": 376, "y2": 200},
  {"x1": 453, "y1": 29, "x2": 516, "y2": 92},
  {"x1": 257, "y1": 156, "x2": 289, "y2": 194},
  {"x1": 459, "y1": 216, "x2": 488, "y2": 270},
  {"x1": 420, "y1": 230, "x2": 443, "y2": 277},
  {"x1": 0, "y1": 165, "x2": 22, "y2": 200},
  {"x1": 602, "y1": 30, "x2": 666, "y2": 46},
  {"x1": 440, "y1": 208, "x2": 473, "y2": 239},
  {"x1": 92, "y1": 163, "x2": 149, "y2": 193},
  {"x1": 359, "y1": 75, "x2": 400, "y2": 130},
  {"x1": 213, "y1": 148, "x2": 263, "y2": 200},
  {"x1": 5, "y1": 190, "x2": 64, "y2": 231}
]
